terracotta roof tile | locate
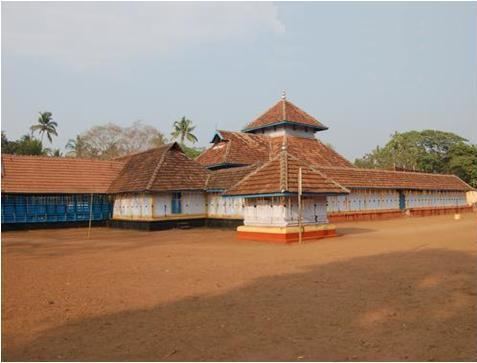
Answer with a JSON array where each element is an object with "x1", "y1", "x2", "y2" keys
[
  {"x1": 196, "y1": 131, "x2": 271, "y2": 167},
  {"x1": 206, "y1": 164, "x2": 260, "y2": 191},
  {"x1": 1, "y1": 154, "x2": 124, "y2": 194},
  {"x1": 196, "y1": 131, "x2": 354, "y2": 169},
  {"x1": 316, "y1": 166, "x2": 473, "y2": 191},
  {"x1": 108, "y1": 143, "x2": 209, "y2": 193},
  {"x1": 243, "y1": 98, "x2": 327, "y2": 131},
  {"x1": 225, "y1": 149, "x2": 349, "y2": 196},
  {"x1": 270, "y1": 135, "x2": 355, "y2": 168}
]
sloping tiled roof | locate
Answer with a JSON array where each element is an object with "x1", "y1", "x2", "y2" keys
[
  {"x1": 196, "y1": 131, "x2": 354, "y2": 169},
  {"x1": 1, "y1": 154, "x2": 125, "y2": 194},
  {"x1": 270, "y1": 135, "x2": 355, "y2": 168},
  {"x1": 196, "y1": 131, "x2": 272, "y2": 167},
  {"x1": 316, "y1": 166, "x2": 473, "y2": 191},
  {"x1": 242, "y1": 98, "x2": 327, "y2": 132},
  {"x1": 225, "y1": 149, "x2": 349, "y2": 196},
  {"x1": 108, "y1": 143, "x2": 209, "y2": 193},
  {"x1": 206, "y1": 164, "x2": 260, "y2": 191}
]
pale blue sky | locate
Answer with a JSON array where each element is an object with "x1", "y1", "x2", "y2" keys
[{"x1": 2, "y1": 2, "x2": 476, "y2": 160}]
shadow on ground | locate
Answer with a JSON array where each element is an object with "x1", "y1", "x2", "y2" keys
[{"x1": 3, "y1": 249, "x2": 477, "y2": 361}]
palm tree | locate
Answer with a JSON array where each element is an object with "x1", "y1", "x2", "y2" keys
[
  {"x1": 30, "y1": 112, "x2": 58, "y2": 143},
  {"x1": 171, "y1": 117, "x2": 198, "y2": 145},
  {"x1": 65, "y1": 135, "x2": 88, "y2": 158}
]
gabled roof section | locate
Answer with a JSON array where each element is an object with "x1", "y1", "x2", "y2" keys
[
  {"x1": 316, "y1": 166, "x2": 474, "y2": 192},
  {"x1": 206, "y1": 164, "x2": 261, "y2": 191},
  {"x1": 224, "y1": 146, "x2": 349, "y2": 197},
  {"x1": 196, "y1": 130, "x2": 272, "y2": 168},
  {"x1": 108, "y1": 143, "x2": 209, "y2": 193},
  {"x1": 1, "y1": 154, "x2": 125, "y2": 194},
  {"x1": 242, "y1": 97, "x2": 328, "y2": 132}
]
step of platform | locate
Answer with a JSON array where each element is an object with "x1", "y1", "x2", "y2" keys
[{"x1": 176, "y1": 222, "x2": 191, "y2": 230}]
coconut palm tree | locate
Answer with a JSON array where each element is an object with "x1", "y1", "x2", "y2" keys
[
  {"x1": 65, "y1": 135, "x2": 89, "y2": 158},
  {"x1": 30, "y1": 112, "x2": 58, "y2": 143},
  {"x1": 171, "y1": 117, "x2": 198, "y2": 145}
]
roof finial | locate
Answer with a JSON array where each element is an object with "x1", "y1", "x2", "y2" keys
[{"x1": 281, "y1": 90, "x2": 286, "y2": 100}]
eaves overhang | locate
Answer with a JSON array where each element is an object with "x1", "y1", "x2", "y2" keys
[{"x1": 242, "y1": 120, "x2": 328, "y2": 133}]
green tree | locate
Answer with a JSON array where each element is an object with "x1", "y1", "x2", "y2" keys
[
  {"x1": 66, "y1": 135, "x2": 89, "y2": 158},
  {"x1": 9, "y1": 134, "x2": 46, "y2": 155},
  {"x1": 30, "y1": 111, "x2": 58, "y2": 143},
  {"x1": 446, "y1": 143, "x2": 477, "y2": 188},
  {"x1": 1, "y1": 131, "x2": 17, "y2": 154},
  {"x1": 48, "y1": 148, "x2": 63, "y2": 157},
  {"x1": 354, "y1": 129, "x2": 476, "y2": 185},
  {"x1": 171, "y1": 117, "x2": 198, "y2": 145},
  {"x1": 180, "y1": 144, "x2": 204, "y2": 159}
]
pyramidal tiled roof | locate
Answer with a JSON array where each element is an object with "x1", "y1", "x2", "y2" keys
[
  {"x1": 224, "y1": 142, "x2": 349, "y2": 197},
  {"x1": 108, "y1": 143, "x2": 209, "y2": 193},
  {"x1": 242, "y1": 97, "x2": 328, "y2": 132},
  {"x1": 196, "y1": 131, "x2": 353, "y2": 168}
]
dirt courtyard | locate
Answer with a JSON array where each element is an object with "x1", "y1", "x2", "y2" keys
[{"x1": 2, "y1": 214, "x2": 477, "y2": 361}]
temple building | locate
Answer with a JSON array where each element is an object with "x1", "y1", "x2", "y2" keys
[{"x1": 2, "y1": 94, "x2": 474, "y2": 242}]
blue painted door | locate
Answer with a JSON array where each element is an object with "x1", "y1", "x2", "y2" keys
[
  {"x1": 399, "y1": 192, "x2": 406, "y2": 210},
  {"x1": 171, "y1": 192, "x2": 182, "y2": 214}
]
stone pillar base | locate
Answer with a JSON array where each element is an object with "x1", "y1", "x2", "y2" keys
[{"x1": 237, "y1": 224, "x2": 337, "y2": 243}]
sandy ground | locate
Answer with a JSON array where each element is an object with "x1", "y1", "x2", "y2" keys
[{"x1": 2, "y1": 214, "x2": 477, "y2": 361}]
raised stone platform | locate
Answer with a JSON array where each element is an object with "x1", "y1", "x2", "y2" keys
[{"x1": 237, "y1": 224, "x2": 337, "y2": 243}]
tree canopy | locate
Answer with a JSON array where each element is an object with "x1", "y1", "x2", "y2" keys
[
  {"x1": 171, "y1": 117, "x2": 198, "y2": 145},
  {"x1": 1, "y1": 132, "x2": 47, "y2": 156},
  {"x1": 68, "y1": 121, "x2": 168, "y2": 159},
  {"x1": 30, "y1": 112, "x2": 58, "y2": 143},
  {"x1": 355, "y1": 130, "x2": 477, "y2": 187}
]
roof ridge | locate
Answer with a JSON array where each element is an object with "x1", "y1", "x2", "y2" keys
[
  {"x1": 146, "y1": 143, "x2": 176, "y2": 191},
  {"x1": 1, "y1": 153, "x2": 124, "y2": 164},
  {"x1": 224, "y1": 153, "x2": 282, "y2": 194},
  {"x1": 318, "y1": 164, "x2": 463, "y2": 178},
  {"x1": 284, "y1": 99, "x2": 319, "y2": 123},
  {"x1": 223, "y1": 138, "x2": 232, "y2": 164},
  {"x1": 280, "y1": 135, "x2": 288, "y2": 191},
  {"x1": 113, "y1": 143, "x2": 174, "y2": 161},
  {"x1": 282, "y1": 97, "x2": 286, "y2": 120},
  {"x1": 205, "y1": 172, "x2": 212, "y2": 189},
  {"x1": 221, "y1": 162, "x2": 263, "y2": 192}
]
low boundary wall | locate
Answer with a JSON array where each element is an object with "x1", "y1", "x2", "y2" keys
[{"x1": 329, "y1": 205, "x2": 474, "y2": 223}]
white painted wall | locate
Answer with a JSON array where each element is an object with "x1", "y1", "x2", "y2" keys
[
  {"x1": 112, "y1": 189, "x2": 469, "y2": 221},
  {"x1": 243, "y1": 196, "x2": 328, "y2": 227},
  {"x1": 327, "y1": 190, "x2": 400, "y2": 212},
  {"x1": 113, "y1": 191, "x2": 206, "y2": 220},
  {"x1": 113, "y1": 193, "x2": 153, "y2": 219},
  {"x1": 404, "y1": 190, "x2": 467, "y2": 208},
  {"x1": 467, "y1": 191, "x2": 477, "y2": 206},
  {"x1": 251, "y1": 125, "x2": 315, "y2": 139},
  {"x1": 327, "y1": 189, "x2": 468, "y2": 213},
  {"x1": 207, "y1": 193, "x2": 244, "y2": 218}
]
